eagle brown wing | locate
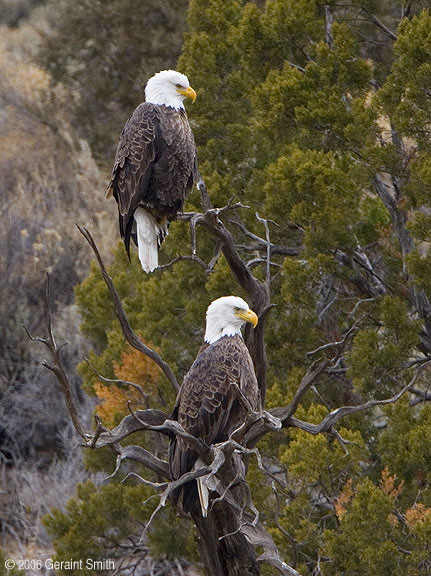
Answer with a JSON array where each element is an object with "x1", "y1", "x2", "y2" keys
[
  {"x1": 148, "y1": 107, "x2": 197, "y2": 212},
  {"x1": 168, "y1": 335, "x2": 259, "y2": 511},
  {"x1": 107, "y1": 102, "x2": 157, "y2": 256},
  {"x1": 107, "y1": 103, "x2": 197, "y2": 256}
]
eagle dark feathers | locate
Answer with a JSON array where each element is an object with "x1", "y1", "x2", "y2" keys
[
  {"x1": 169, "y1": 334, "x2": 260, "y2": 513},
  {"x1": 107, "y1": 69, "x2": 198, "y2": 272},
  {"x1": 108, "y1": 102, "x2": 197, "y2": 256}
]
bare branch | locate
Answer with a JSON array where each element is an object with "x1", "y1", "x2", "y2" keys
[
  {"x1": 93, "y1": 408, "x2": 168, "y2": 447},
  {"x1": 104, "y1": 445, "x2": 170, "y2": 481},
  {"x1": 285, "y1": 362, "x2": 431, "y2": 435},
  {"x1": 157, "y1": 254, "x2": 208, "y2": 271},
  {"x1": 207, "y1": 240, "x2": 223, "y2": 272},
  {"x1": 307, "y1": 321, "x2": 359, "y2": 356},
  {"x1": 181, "y1": 202, "x2": 272, "y2": 399},
  {"x1": 348, "y1": 297, "x2": 375, "y2": 317},
  {"x1": 325, "y1": 4, "x2": 334, "y2": 46},
  {"x1": 273, "y1": 360, "x2": 329, "y2": 422},
  {"x1": 23, "y1": 275, "x2": 89, "y2": 442},
  {"x1": 85, "y1": 358, "x2": 149, "y2": 403},
  {"x1": 362, "y1": 6, "x2": 397, "y2": 40},
  {"x1": 154, "y1": 420, "x2": 212, "y2": 462},
  {"x1": 255, "y1": 212, "x2": 272, "y2": 286},
  {"x1": 77, "y1": 224, "x2": 180, "y2": 393},
  {"x1": 246, "y1": 258, "x2": 281, "y2": 270},
  {"x1": 410, "y1": 387, "x2": 431, "y2": 406},
  {"x1": 286, "y1": 61, "x2": 306, "y2": 74},
  {"x1": 197, "y1": 176, "x2": 212, "y2": 212},
  {"x1": 337, "y1": 3, "x2": 398, "y2": 40},
  {"x1": 246, "y1": 361, "x2": 431, "y2": 445},
  {"x1": 229, "y1": 217, "x2": 302, "y2": 256}
]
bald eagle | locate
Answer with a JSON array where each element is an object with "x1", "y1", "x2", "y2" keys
[
  {"x1": 169, "y1": 296, "x2": 260, "y2": 517},
  {"x1": 107, "y1": 70, "x2": 198, "y2": 272}
]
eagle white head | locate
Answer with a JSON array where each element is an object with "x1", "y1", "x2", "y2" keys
[
  {"x1": 204, "y1": 295, "x2": 258, "y2": 345},
  {"x1": 145, "y1": 69, "x2": 197, "y2": 110}
]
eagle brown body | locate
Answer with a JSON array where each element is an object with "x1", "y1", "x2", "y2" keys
[
  {"x1": 107, "y1": 102, "x2": 197, "y2": 255},
  {"x1": 169, "y1": 334, "x2": 260, "y2": 513},
  {"x1": 106, "y1": 69, "x2": 198, "y2": 272}
]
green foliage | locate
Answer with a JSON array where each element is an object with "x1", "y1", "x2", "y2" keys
[
  {"x1": 43, "y1": 481, "x2": 196, "y2": 573},
  {"x1": 407, "y1": 250, "x2": 431, "y2": 297},
  {"x1": 323, "y1": 478, "x2": 406, "y2": 576},
  {"x1": 263, "y1": 148, "x2": 361, "y2": 254},
  {"x1": 379, "y1": 10, "x2": 431, "y2": 151},
  {"x1": 322, "y1": 469, "x2": 431, "y2": 575},
  {"x1": 348, "y1": 297, "x2": 420, "y2": 396},
  {"x1": 379, "y1": 398, "x2": 431, "y2": 501}
]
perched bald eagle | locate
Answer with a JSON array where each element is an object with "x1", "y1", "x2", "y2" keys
[
  {"x1": 107, "y1": 70, "x2": 198, "y2": 272},
  {"x1": 169, "y1": 296, "x2": 260, "y2": 517}
]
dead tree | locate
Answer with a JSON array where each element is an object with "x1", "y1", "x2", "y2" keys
[{"x1": 26, "y1": 181, "x2": 431, "y2": 576}]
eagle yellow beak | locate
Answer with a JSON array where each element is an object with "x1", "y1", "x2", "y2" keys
[
  {"x1": 177, "y1": 86, "x2": 197, "y2": 103},
  {"x1": 236, "y1": 308, "x2": 258, "y2": 328}
]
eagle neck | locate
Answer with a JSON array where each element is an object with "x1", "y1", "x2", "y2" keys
[
  {"x1": 204, "y1": 323, "x2": 243, "y2": 345},
  {"x1": 145, "y1": 93, "x2": 185, "y2": 110}
]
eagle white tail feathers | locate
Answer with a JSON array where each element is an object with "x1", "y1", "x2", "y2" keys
[
  {"x1": 133, "y1": 208, "x2": 169, "y2": 273},
  {"x1": 134, "y1": 208, "x2": 158, "y2": 272},
  {"x1": 197, "y1": 477, "x2": 209, "y2": 518},
  {"x1": 194, "y1": 457, "x2": 220, "y2": 517}
]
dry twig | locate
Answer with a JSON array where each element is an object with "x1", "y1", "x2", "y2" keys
[{"x1": 23, "y1": 275, "x2": 89, "y2": 442}]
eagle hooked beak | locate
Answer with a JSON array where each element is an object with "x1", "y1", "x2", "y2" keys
[
  {"x1": 236, "y1": 308, "x2": 258, "y2": 328},
  {"x1": 177, "y1": 86, "x2": 197, "y2": 103}
]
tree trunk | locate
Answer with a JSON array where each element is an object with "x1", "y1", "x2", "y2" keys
[{"x1": 191, "y1": 499, "x2": 260, "y2": 576}]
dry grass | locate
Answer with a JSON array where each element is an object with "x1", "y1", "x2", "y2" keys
[{"x1": 0, "y1": 15, "x2": 115, "y2": 570}]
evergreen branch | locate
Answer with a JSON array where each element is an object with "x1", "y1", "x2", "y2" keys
[
  {"x1": 372, "y1": 176, "x2": 431, "y2": 353},
  {"x1": 77, "y1": 224, "x2": 180, "y2": 393}
]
